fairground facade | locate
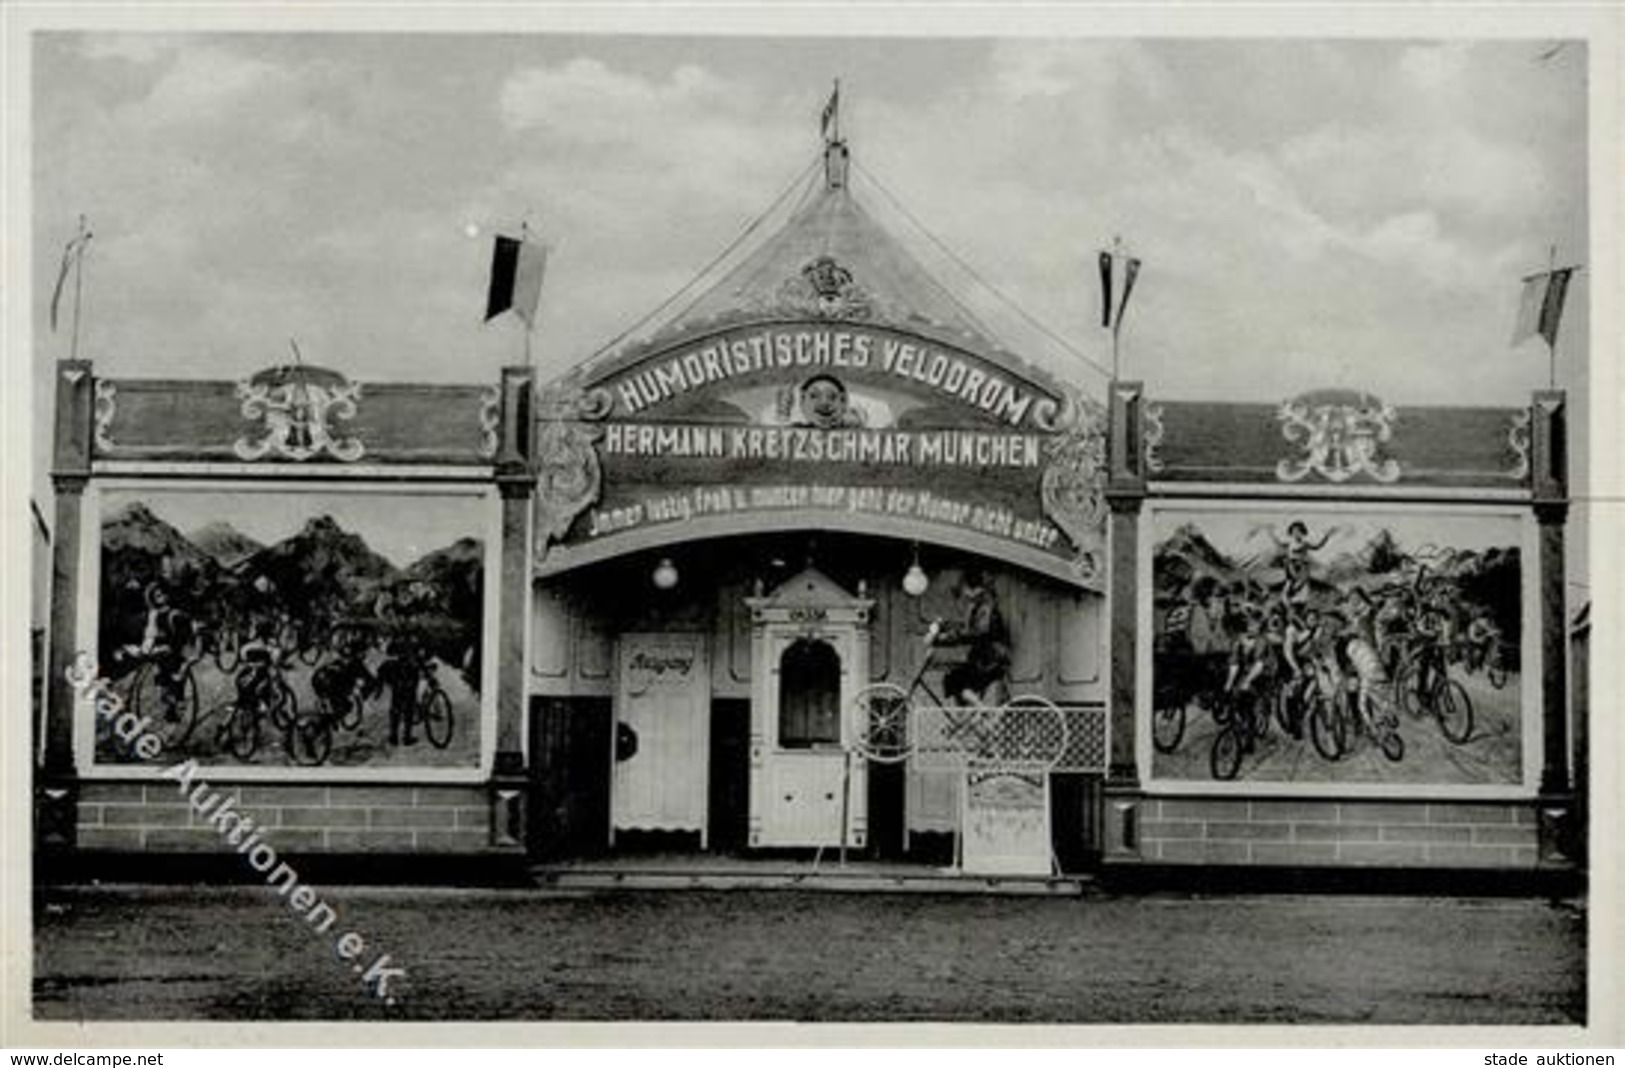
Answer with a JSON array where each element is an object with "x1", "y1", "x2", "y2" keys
[{"x1": 36, "y1": 132, "x2": 1580, "y2": 886}]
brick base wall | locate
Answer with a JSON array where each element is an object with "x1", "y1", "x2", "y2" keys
[
  {"x1": 76, "y1": 782, "x2": 494, "y2": 854},
  {"x1": 1138, "y1": 797, "x2": 1539, "y2": 868}
]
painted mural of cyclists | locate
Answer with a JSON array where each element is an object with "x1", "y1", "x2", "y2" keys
[
  {"x1": 93, "y1": 487, "x2": 489, "y2": 769},
  {"x1": 1149, "y1": 507, "x2": 1525, "y2": 786}
]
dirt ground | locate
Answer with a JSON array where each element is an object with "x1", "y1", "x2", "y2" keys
[{"x1": 32, "y1": 884, "x2": 1585, "y2": 1024}]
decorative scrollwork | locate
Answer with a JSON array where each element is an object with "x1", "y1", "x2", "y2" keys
[
  {"x1": 93, "y1": 380, "x2": 118, "y2": 453},
  {"x1": 534, "y1": 378, "x2": 608, "y2": 549},
  {"x1": 233, "y1": 365, "x2": 364, "y2": 463},
  {"x1": 538, "y1": 381, "x2": 612, "y2": 422},
  {"x1": 477, "y1": 385, "x2": 501, "y2": 459},
  {"x1": 1040, "y1": 390, "x2": 1109, "y2": 580},
  {"x1": 1275, "y1": 392, "x2": 1400, "y2": 484},
  {"x1": 535, "y1": 420, "x2": 603, "y2": 547},
  {"x1": 747, "y1": 255, "x2": 881, "y2": 322},
  {"x1": 1506, "y1": 409, "x2": 1532, "y2": 481},
  {"x1": 1143, "y1": 401, "x2": 1166, "y2": 475}
]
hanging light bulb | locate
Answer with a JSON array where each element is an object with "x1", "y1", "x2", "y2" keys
[
  {"x1": 902, "y1": 544, "x2": 929, "y2": 597},
  {"x1": 652, "y1": 557, "x2": 679, "y2": 590}
]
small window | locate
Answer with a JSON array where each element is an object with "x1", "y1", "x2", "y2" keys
[{"x1": 778, "y1": 638, "x2": 841, "y2": 748}]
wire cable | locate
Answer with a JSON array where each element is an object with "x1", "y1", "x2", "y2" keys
[
  {"x1": 852, "y1": 158, "x2": 1114, "y2": 382},
  {"x1": 581, "y1": 155, "x2": 822, "y2": 369},
  {"x1": 660, "y1": 163, "x2": 823, "y2": 333}
]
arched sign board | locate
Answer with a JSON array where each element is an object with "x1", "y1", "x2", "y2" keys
[{"x1": 531, "y1": 320, "x2": 1108, "y2": 588}]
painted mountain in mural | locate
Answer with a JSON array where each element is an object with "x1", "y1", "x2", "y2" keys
[
  {"x1": 103, "y1": 502, "x2": 219, "y2": 581},
  {"x1": 403, "y1": 536, "x2": 485, "y2": 687},
  {"x1": 98, "y1": 502, "x2": 222, "y2": 655},
  {"x1": 240, "y1": 514, "x2": 398, "y2": 617},
  {"x1": 101, "y1": 504, "x2": 486, "y2": 678},
  {"x1": 189, "y1": 521, "x2": 264, "y2": 569},
  {"x1": 1152, "y1": 523, "x2": 1236, "y2": 596}
]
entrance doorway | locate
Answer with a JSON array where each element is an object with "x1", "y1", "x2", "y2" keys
[{"x1": 611, "y1": 632, "x2": 711, "y2": 848}]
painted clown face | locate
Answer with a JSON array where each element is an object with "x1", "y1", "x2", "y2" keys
[{"x1": 801, "y1": 378, "x2": 848, "y2": 428}]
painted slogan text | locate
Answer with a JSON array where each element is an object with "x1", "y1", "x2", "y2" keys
[{"x1": 585, "y1": 483, "x2": 1061, "y2": 551}]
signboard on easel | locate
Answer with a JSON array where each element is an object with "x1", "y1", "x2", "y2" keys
[{"x1": 959, "y1": 771, "x2": 1051, "y2": 876}]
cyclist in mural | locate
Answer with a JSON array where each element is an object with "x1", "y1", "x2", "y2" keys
[
  {"x1": 378, "y1": 633, "x2": 429, "y2": 747},
  {"x1": 313, "y1": 625, "x2": 379, "y2": 726},
  {"x1": 1280, "y1": 602, "x2": 1321, "y2": 739},
  {"x1": 933, "y1": 567, "x2": 1012, "y2": 707},
  {"x1": 1263, "y1": 519, "x2": 1343, "y2": 580},
  {"x1": 132, "y1": 579, "x2": 194, "y2": 722},
  {"x1": 234, "y1": 616, "x2": 291, "y2": 718},
  {"x1": 1464, "y1": 611, "x2": 1500, "y2": 674}
]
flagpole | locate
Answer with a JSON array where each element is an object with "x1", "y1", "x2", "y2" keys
[{"x1": 521, "y1": 218, "x2": 537, "y2": 373}]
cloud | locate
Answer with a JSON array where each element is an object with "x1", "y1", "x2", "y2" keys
[{"x1": 123, "y1": 45, "x2": 288, "y2": 128}]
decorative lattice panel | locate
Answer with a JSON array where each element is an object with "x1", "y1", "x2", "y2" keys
[{"x1": 853, "y1": 693, "x2": 1108, "y2": 774}]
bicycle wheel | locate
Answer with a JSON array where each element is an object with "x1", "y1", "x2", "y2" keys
[
  {"x1": 1210, "y1": 725, "x2": 1242, "y2": 781},
  {"x1": 217, "y1": 703, "x2": 261, "y2": 762},
  {"x1": 851, "y1": 683, "x2": 913, "y2": 763},
  {"x1": 1391, "y1": 656, "x2": 1417, "y2": 715},
  {"x1": 131, "y1": 662, "x2": 200, "y2": 752},
  {"x1": 267, "y1": 679, "x2": 299, "y2": 731},
  {"x1": 1250, "y1": 689, "x2": 1272, "y2": 743},
  {"x1": 423, "y1": 687, "x2": 454, "y2": 749},
  {"x1": 1309, "y1": 694, "x2": 1345, "y2": 762},
  {"x1": 1001, "y1": 695, "x2": 1067, "y2": 767},
  {"x1": 339, "y1": 683, "x2": 366, "y2": 731},
  {"x1": 1152, "y1": 702, "x2": 1186, "y2": 755},
  {"x1": 1274, "y1": 684, "x2": 1295, "y2": 737},
  {"x1": 1435, "y1": 678, "x2": 1473, "y2": 744},
  {"x1": 285, "y1": 712, "x2": 334, "y2": 767}
]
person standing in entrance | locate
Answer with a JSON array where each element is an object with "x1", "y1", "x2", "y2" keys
[{"x1": 933, "y1": 567, "x2": 1012, "y2": 707}]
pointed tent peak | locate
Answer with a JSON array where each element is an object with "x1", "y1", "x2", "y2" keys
[
  {"x1": 571, "y1": 86, "x2": 1106, "y2": 399},
  {"x1": 637, "y1": 168, "x2": 1005, "y2": 356}
]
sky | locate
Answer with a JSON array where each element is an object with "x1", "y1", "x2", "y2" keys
[
  {"x1": 21, "y1": 23, "x2": 1596, "y2": 580},
  {"x1": 29, "y1": 31, "x2": 1587, "y2": 399}
]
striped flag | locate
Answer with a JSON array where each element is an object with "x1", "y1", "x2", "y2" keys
[
  {"x1": 485, "y1": 234, "x2": 548, "y2": 328},
  {"x1": 1099, "y1": 249, "x2": 1142, "y2": 335},
  {"x1": 1512, "y1": 267, "x2": 1576, "y2": 348},
  {"x1": 1117, "y1": 256, "x2": 1141, "y2": 338},
  {"x1": 1097, "y1": 252, "x2": 1113, "y2": 329}
]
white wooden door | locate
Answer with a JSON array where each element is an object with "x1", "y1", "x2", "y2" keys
[{"x1": 612, "y1": 633, "x2": 710, "y2": 846}]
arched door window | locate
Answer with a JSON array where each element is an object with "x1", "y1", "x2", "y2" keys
[{"x1": 779, "y1": 638, "x2": 841, "y2": 748}]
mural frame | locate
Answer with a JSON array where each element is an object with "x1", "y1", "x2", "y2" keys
[
  {"x1": 72, "y1": 478, "x2": 503, "y2": 783},
  {"x1": 1135, "y1": 497, "x2": 1542, "y2": 800}
]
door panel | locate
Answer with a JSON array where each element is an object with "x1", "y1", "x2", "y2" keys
[{"x1": 613, "y1": 633, "x2": 710, "y2": 844}]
